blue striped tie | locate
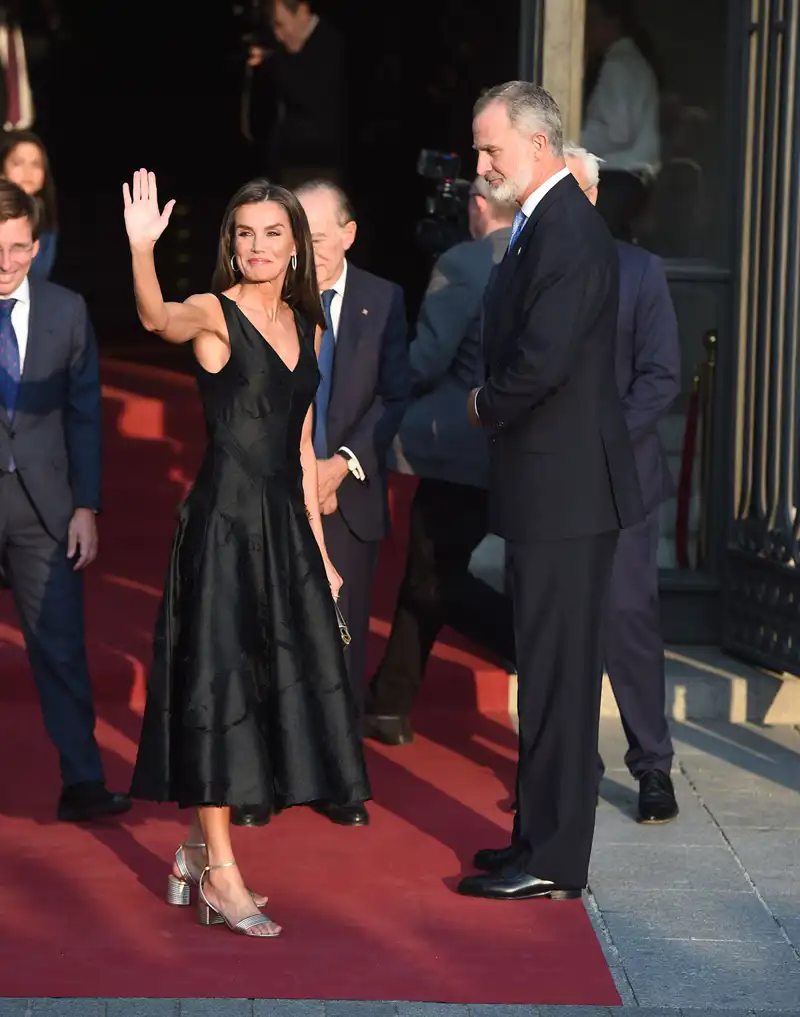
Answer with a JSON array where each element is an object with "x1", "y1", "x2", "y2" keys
[
  {"x1": 313, "y1": 289, "x2": 336, "y2": 459},
  {"x1": 507, "y1": 209, "x2": 527, "y2": 251},
  {"x1": 0, "y1": 298, "x2": 19, "y2": 472}
]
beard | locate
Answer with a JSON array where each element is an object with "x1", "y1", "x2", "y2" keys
[{"x1": 487, "y1": 170, "x2": 532, "y2": 204}]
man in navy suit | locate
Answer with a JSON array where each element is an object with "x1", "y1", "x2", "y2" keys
[
  {"x1": 565, "y1": 143, "x2": 681, "y2": 824},
  {"x1": 233, "y1": 179, "x2": 410, "y2": 829},
  {"x1": 0, "y1": 180, "x2": 130, "y2": 821}
]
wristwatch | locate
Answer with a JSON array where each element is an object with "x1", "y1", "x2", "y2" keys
[{"x1": 336, "y1": 447, "x2": 366, "y2": 483}]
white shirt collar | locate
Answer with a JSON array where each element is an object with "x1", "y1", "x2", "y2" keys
[
  {"x1": 3, "y1": 275, "x2": 30, "y2": 305},
  {"x1": 519, "y1": 166, "x2": 572, "y2": 220},
  {"x1": 328, "y1": 259, "x2": 348, "y2": 298}
]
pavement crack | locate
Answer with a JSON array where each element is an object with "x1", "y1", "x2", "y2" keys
[{"x1": 678, "y1": 756, "x2": 800, "y2": 964}]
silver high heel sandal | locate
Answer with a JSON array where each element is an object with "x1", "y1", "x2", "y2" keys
[
  {"x1": 166, "y1": 843, "x2": 267, "y2": 908},
  {"x1": 197, "y1": 860, "x2": 281, "y2": 937}
]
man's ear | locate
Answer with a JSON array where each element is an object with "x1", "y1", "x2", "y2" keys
[{"x1": 342, "y1": 219, "x2": 357, "y2": 252}]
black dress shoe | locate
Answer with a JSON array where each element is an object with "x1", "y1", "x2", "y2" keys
[
  {"x1": 637, "y1": 770, "x2": 679, "y2": 824},
  {"x1": 474, "y1": 843, "x2": 524, "y2": 872},
  {"x1": 312, "y1": 801, "x2": 369, "y2": 826},
  {"x1": 57, "y1": 782, "x2": 132, "y2": 823},
  {"x1": 231, "y1": 806, "x2": 271, "y2": 827},
  {"x1": 458, "y1": 867, "x2": 583, "y2": 901},
  {"x1": 364, "y1": 714, "x2": 413, "y2": 746}
]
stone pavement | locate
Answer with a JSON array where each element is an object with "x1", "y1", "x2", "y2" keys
[
  {"x1": 3, "y1": 667, "x2": 800, "y2": 1016},
  {"x1": 590, "y1": 717, "x2": 800, "y2": 1011}
]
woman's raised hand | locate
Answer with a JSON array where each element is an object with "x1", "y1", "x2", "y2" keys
[{"x1": 123, "y1": 169, "x2": 176, "y2": 249}]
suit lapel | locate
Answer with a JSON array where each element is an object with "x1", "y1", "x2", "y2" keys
[
  {"x1": 21, "y1": 276, "x2": 52, "y2": 389},
  {"x1": 484, "y1": 175, "x2": 575, "y2": 357}
]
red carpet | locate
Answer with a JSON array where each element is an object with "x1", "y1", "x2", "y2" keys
[{"x1": 0, "y1": 359, "x2": 620, "y2": 1005}]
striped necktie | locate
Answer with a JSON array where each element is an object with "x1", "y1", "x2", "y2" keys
[{"x1": 507, "y1": 209, "x2": 527, "y2": 251}]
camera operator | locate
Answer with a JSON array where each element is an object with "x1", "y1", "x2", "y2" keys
[
  {"x1": 246, "y1": 0, "x2": 344, "y2": 187},
  {"x1": 364, "y1": 177, "x2": 517, "y2": 746}
]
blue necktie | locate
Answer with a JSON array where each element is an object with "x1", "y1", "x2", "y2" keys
[
  {"x1": 313, "y1": 289, "x2": 336, "y2": 459},
  {"x1": 0, "y1": 298, "x2": 19, "y2": 472},
  {"x1": 507, "y1": 209, "x2": 527, "y2": 251}
]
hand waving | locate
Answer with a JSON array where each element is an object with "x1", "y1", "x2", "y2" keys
[{"x1": 123, "y1": 169, "x2": 176, "y2": 250}]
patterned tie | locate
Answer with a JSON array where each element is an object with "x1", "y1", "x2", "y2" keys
[
  {"x1": 313, "y1": 289, "x2": 336, "y2": 459},
  {"x1": 507, "y1": 209, "x2": 528, "y2": 251},
  {"x1": 0, "y1": 297, "x2": 19, "y2": 471}
]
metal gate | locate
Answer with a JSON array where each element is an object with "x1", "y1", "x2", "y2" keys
[{"x1": 724, "y1": 0, "x2": 800, "y2": 673}]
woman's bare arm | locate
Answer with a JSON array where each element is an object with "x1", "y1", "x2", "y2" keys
[
  {"x1": 124, "y1": 169, "x2": 223, "y2": 345},
  {"x1": 300, "y1": 403, "x2": 328, "y2": 558},
  {"x1": 131, "y1": 246, "x2": 219, "y2": 344}
]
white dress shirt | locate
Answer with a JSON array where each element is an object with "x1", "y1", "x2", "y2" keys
[
  {"x1": 6, "y1": 275, "x2": 30, "y2": 370},
  {"x1": 322, "y1": 259, "x2": 366, "y2": 481},
  {"x1": 474, "y1": 167, "x2": 571, "y2": 419},
  {"x1": 581, "y1": 37, "x2": 660, "y2": 176},
  {"x1": 327, "y1": 259, "x2": 347, "y2": 340},
  {"x1": 518, "y1": 165, "x2": 572, "y2": 220}
]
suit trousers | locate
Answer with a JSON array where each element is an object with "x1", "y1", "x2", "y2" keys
[
  {"x1": 322, "y1": 508, "x2": 380, "y2": 718},
  {"x1": 510, "y1": 530, "x2": 618, "y2": 888},
  {"x1": 368, "y1": 477, "x2": 515, "y2": 716},
  {"x1": 0, "y1": 472, "x2": 104, "y2": 787},
  {"x1": 604, "y1": 511, "x2": 674, "y2": 777}
]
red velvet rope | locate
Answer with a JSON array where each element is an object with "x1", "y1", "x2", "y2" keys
[{"x1": 675, "y1": 382, "x2": 700, "y2": 568}]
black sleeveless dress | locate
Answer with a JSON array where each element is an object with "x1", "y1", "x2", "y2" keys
[{"x1": 130, "y1": 296, "x2": 371, "y2": 813}]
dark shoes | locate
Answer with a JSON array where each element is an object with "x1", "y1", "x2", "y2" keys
[
  {"x1": 57, "y1": 781, "x2": 132, "y2": 823},
  {"x1": 458, "y1": 867, "x2": 583, "y2": 901},
  {"x1": 364, "y1": 714, "x2": 414, "y2": 746},
  {"x1": 637, "y1": 770, "x2": 679, "y2": 824},
  {"x1": 231, "y1": 806, "x2": 271, "y2": 827},
  {"x1": 474, "y1": 843, "x2": 525, "y2": 873},
  {"x1": 312, "y1": 802, "x2": 370, "y2": 826}
]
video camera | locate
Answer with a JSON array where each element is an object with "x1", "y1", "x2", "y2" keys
[{"x1": 415, "y1": 149, "x2": 471, "y2": 259}]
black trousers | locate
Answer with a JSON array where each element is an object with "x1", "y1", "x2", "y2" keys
[
  {"x1": 596, "y1": 170, "x2": 649, "y2": 242},
  {"x1": 604, "y1": 511, "x2": 674, "y2": 777},
  {"x1": 322, "y1": 509, "x2": 380, "y2": 718},
  {"x1": 510, "y1": 531, "x2": 618, "y2": 889},
  {"x1": 368, "y1": 478, "x2": 515, "y2": 717},
  {"x1": 0, "y1": 473, "x2": 104, "y2": 787}
]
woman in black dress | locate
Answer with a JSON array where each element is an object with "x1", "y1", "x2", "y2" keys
[{"x1": 123, "y1": 170, "x2": 370, "y2": 938}]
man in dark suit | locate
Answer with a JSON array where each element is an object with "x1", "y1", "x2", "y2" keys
[
  {"x1": 458, "y1": 82, "x2": 643, "y2": 901},
  {"x1": 0, "y1": 180, "x2": 130, "y2": 821},
  {"x1": 365, "y1": 176, "x2": 517, "y2": 746},
  {"x1": 564, "y1": 143, "x2": 680, "y2": 824},
  {"x1": 233, "y1": 179, "x2": 410, "y2": 829}
]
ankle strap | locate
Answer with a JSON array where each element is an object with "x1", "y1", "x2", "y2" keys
[
  {"x1": 183, "y1": 841, "x2": 206, "y2": 849},
  {"x1": 203, "y1": 860, "x2": 237, "y2": 873}
]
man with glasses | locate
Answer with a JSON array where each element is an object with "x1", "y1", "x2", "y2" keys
[
  {"x1": 564, "y1": 142, "x2": 680, "y2": 824},
  {"x1": 0, "y1": 179, "x2": 131, "y2": 822}
]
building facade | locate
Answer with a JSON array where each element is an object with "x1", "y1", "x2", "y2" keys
[{"x1": 521, "y1": 0, "x2": 800, "y2": 676}]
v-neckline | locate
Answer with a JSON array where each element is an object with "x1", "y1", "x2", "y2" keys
[{"x1": 223, "y1": 295, "x2": 302, "y2": 375}]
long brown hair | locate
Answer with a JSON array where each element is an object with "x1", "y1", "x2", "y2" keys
[
  {"x1": 0, "y1": 130, "x2": 57, "y2": 233},
  {"x1": 211, "y1": 178, "x2": 325, "y2": 330}
]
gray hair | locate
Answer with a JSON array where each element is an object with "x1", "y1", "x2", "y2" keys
[
  {"x1": 474, "y1": 81, "x2": 564, "y2": 157},
  {"x1": 470, "y1": 176, "x2": 518, "y2": 220},
  {"x1": 562, "y1": 143, "x2": 604, "y2": 188},
  {"x1": 294, "y1": 178, "x2": 356, "y2": 226}
]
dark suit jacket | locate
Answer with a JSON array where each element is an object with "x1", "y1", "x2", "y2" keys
[
  {"x1": 393, "y1": 225, "x2": 510, "y2": 489},
  {"x1": 615, "y1": 240, "x2": 681, "y2": 513},
  {"x1": 323, "y1": 263, "x2": 410, "y2": 542},
  {"x1": 477, "y1": 173, "x2": 643, "y2": 542},
  {"x1": 0, "y1": 277, "x2": 102, "y2": 540}
]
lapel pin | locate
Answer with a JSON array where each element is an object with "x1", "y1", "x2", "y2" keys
[{"x1": 361, "y1": 308, "x2": 369, "y2": 315}]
